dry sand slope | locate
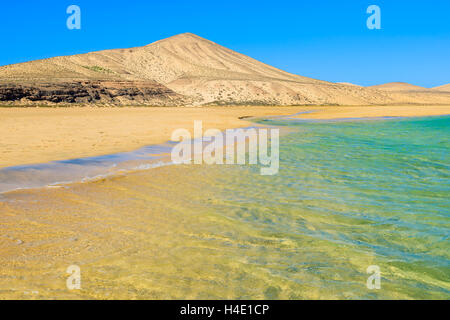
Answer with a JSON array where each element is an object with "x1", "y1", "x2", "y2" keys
[
  {"x1": 1, "y1": 33, "x2": 450, "y2": 106},
  {"x1": 367, "y1": 82, "x2": 429, "y2": 92},
  {"x1": 433, "y1": 84, "x2": 450, "y2": 92}
]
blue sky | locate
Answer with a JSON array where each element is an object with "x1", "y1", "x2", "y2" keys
[{"x1": 1, "y1": 0, "x2": 449, "y2": 87}]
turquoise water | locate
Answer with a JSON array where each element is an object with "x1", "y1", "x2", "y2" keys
[{"x1": 190, "y1": 115, "x2": 450, "y2": 299}]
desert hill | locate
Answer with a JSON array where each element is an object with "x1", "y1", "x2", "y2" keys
[
  {"x1": 432, "y1": 84, "x2": 450, "y2": 92},
  {"x1": 367, "y1": 82, "x2": 428, "y2": 92},
  {"x1": 1, "y1": 33, "x2": 449, "y2": 106}
]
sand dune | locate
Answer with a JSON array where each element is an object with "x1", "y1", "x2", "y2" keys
[
  {"x1": 433, "y1": 84, "x2": 450, "y2": 92},
  {"x1": 1, "y1": 33, "x2": 450, "y2": 106},
  {"x1": 367, "y1": 82, "x2": 428, "y2": 92}
]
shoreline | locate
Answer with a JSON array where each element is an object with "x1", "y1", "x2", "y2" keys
[
  {"x1": 1, "y1": 105, "x2": 449, "y2": 169},
  {"x1": 290, "y1": 105, "x2": 450, "y2": 120}
]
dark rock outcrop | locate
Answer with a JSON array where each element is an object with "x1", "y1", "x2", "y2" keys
[{"x1": 0, "y1": 81, "x2": 189, "y2": 106}]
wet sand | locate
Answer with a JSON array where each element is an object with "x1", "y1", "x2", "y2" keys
[
  {"x1": 0, "y1": 162, "x2": 407, "y2": 300},
  {"x1": 0, "y1": 165, "x2": 218, "y2": 299},
  {"x1": 3, "y1": 164, "x2": 345, "y2": 300},
  {"x1": 1, "y1": 105, "x2": 449, "y2": 168}
]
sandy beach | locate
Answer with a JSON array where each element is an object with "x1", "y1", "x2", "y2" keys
[
  {"x1": 0, "y1": 106, "x2": 308, "y2": 168},
  {"x1": 1, "y1": 110, "x2": 449, "y2": 299},
  {"x1": 1, "y1": 105, "x2": 449, "y2": 169}
]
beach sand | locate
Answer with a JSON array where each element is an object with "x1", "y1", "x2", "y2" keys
[
  {"x1": 0, "y1": 106, "x2": 312, "y2": 168},
  {"x1": 1, "y1": 105, "x2": 449, "y2": 168},
  {"x1": 0, "y1": 165, "x2": 230, "y2": 299}
]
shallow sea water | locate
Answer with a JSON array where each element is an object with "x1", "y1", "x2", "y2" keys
[{"x1": 0, "y1": 115, "x2": 448, "y2": 299}]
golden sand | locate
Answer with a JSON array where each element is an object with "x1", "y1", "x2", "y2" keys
[
  {"x1": 0, "y1": 165, "x2": 213, "y2": 299},
  {"x1": 1, "y1": 105, "x2": 449, "y2": 169},
  {"x1": 0, "y1": 106, "x2": 311, "y2": 168}
]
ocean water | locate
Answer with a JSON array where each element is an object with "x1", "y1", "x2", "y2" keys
[
  {"x1": 163, "y1": 115, "x2": 449, "y2": 299},
  {"x1": 1, "y1": 115, "x2": 449, "y2": 299},
  {"x1": 207, "y1": 115, "x2": 450, "y2": 299}
]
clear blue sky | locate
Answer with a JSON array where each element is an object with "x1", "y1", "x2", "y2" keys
[{"x1": 1, "y1": 0, "x2": 449, "y2": 87}]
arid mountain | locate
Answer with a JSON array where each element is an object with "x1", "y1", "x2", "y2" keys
[
  {"x1": 364, "y1": 82, "x2": 450, "y2": 104},
  {"x1": 1, "y1": 33, "x2": 449, "y2": 106},
  {"x1": 432, "y1": 84, "x2": 450, "y2": 92}
]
